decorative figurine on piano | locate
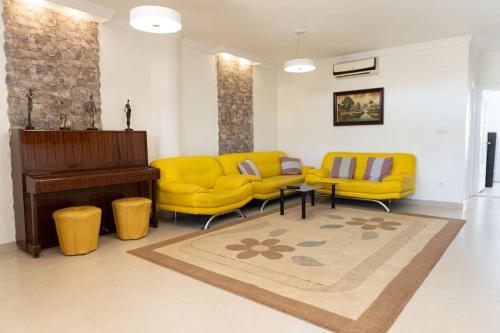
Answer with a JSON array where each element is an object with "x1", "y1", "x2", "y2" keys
[
  {"x1": 26, "y1": 89, "x2": 35, "y2": 130},
  {"x1": 58, "y1": 98, "x2": 70, "y2": 130},
  {"x1": 85, "y1": 94, "x2": 98, "y2": 130},
  {"x1": 124, "y1": 99, "x2": 133, "y2": 131}
]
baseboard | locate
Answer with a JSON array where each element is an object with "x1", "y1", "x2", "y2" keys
[
  {"x1": 398, "y1": 198, "x2": 464, "y2": 209},
  {"x1": 0, "y1": 241, "x2": 17, "y2": 253}
]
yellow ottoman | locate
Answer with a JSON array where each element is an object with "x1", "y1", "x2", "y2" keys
[
  {"x1": 52, "y1": 206, "x2": 102, "y2": 256},
  {"x1": 112, "y1": 197, "x2": 152, "y2": 240}
]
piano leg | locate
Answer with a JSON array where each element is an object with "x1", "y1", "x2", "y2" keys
[
  {"x1": 28, "y1": 194, "x2": 42, "y2": 258},
  {"x1": 150, "y1": 180, "x2": 158, "y2": 228}
]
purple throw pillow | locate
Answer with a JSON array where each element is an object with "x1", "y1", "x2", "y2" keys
[
  {"x1": 280, "y1": 156, "x2": 302, "y2": 175},
  {"x1": 364, "y1": 157, "x2": 393, "y2": 181},
  {"x1": 330, "y1": 157, "x2": 356, "y2": 179}
]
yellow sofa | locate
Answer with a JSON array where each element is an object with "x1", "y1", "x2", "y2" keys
[
  {"x1": 306, "y1": 152, "x2": 416, "y2": 211},
  {"x1": 151, "y1": 156, "x2": 253, "y2": 229},
  {"x1": 216, "y1": 151, "x2": 311, "y2": 210}
]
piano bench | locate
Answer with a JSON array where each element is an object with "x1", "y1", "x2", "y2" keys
[
  {"x1": 112, "y1": 197, "x2": 152, "y2": 240},
  {"x1": 53, "y1": 206, "x2": 102, "y2": 256}
]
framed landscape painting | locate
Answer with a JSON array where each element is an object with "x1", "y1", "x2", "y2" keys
[{"x1": 333, "y1": 88, "x2": 384, "y2": 126}]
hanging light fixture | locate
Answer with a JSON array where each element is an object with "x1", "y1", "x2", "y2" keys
[
  {"x1": 284, "y1": 29, "x2": 316, "y2": 73},
  {"x1": 129, "y1": 1, "x2": 182, "y2": 34}
]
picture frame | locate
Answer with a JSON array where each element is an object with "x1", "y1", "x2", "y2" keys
[{"x1": 333, "y1": 88, "x2": 384, "y2": 126}]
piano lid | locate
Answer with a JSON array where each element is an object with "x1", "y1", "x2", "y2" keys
[{"x1": 11, "y1": 130, "x2": 150, "y2": 173}]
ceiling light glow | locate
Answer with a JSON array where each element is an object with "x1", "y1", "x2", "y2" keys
[{"x1": 130, "y1": 6, "x2": 182, "y2": 34}]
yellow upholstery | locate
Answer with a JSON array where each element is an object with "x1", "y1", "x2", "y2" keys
[
  {"x1": 112, "y1": 197, "x2": 151, "y2": 240},
  {"x1": 216, "y1": 151, "x2": 308, "y2": 199},
  {"x1": 52, "y1": 206, "x2": 101, "y2": 256},
  {"x1": 151, "y1": 156, "x2": 253, "y2": 215},
  {"x1": 306, "y1": 152, "x2": 416, "y2": 200}
]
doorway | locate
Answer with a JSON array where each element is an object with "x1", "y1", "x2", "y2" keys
[{"x1": 476, "y1": 90, "x2": 500, "y2": 198}]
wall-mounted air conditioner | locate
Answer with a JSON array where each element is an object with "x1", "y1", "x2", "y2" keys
[{"x1": 333, "y1": 58, "x2": 377, "y2": 78}]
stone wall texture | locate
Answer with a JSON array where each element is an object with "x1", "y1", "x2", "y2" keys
[
  {"x1": 3, "y1": 0, "x2": 102, "y2": 129},
  {"x1": 217, "y1": 55, "x2": 253, "y2": 155}
]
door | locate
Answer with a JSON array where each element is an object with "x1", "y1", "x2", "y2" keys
[{"x1": 486, "y1": 132, "x2": 497, "y2": 187}]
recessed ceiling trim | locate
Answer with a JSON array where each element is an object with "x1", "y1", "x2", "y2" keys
[
  {"x1": 324, "y1": 35, "x2": 473, "y2": 65},
  {"x1": 24, "y1": 0, "x2": 115, "y2": 22}
]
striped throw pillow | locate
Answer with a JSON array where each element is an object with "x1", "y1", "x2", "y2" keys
[
  {"x1": 238, "y1": 159, "x2": 261, "y2": 177},
  {"x1": 364, "y1": 157, "x2": 393, "y2": 181},
  {"x1": 330, "y1": 157, "x2": 356, "y2": 179},
  {"x1": 280, "y1": 156, "x2": 302, "y2": 175}
]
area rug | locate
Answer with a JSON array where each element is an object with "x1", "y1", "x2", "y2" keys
[{"x1": 129, "y1": 205, "x2": 464, "y2": 332}]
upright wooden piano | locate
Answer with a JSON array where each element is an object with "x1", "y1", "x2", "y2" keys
[{"x1": 10, "y1": 130, "x2": 160, "y2": 257}]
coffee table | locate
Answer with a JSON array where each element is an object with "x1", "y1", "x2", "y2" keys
[{"x1": 279, "y1": 183, "x2": 321, "y2": 219}]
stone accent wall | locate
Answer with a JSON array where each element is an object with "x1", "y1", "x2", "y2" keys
[
  {"x1": 217, "y1": 55, "x2": 253, "y2": 154},
  {"x1": 3, "y1": 0, "x2": 102, "y2": 129}
]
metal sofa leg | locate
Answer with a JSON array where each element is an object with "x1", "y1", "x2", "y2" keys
[
  {"x1": 259, "y1": 198, "x2": 275, "y2": 211},
  {"x1": 315, "y1": 194, "x2": 331, "y2": 203},
  {"x1": 202, "y1": 209, "x2": 247, "y2": 230},
  {"x1": 373, "y1": 199, "x2": 391, "y2": 212}
]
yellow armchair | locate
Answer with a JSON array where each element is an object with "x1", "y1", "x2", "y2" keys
[
  {"x1": 306, "y1": 152, "x2": 416, "y2": 211},
  {"x1": 151, "y1": 156, "x2": 253, "y2": 229}
]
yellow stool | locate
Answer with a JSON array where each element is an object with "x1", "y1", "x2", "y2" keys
[
  {"x1": 112, "y1": 197, "x2": 152, "y2": 240},
  {"x1": 52, "y1": 206, "x2": 102, "y2": 256}
]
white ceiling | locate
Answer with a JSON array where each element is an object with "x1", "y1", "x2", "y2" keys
[{"x1": 89, "y1": 0, "x2": 500, "y2": 62}]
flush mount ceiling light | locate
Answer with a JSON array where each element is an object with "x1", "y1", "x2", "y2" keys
[
  {"x1": 284, "y1": 29, "x2": 316, "y2": 73},
  {"x1": 129, "y1": 3, "x2": 182, "y2": 34}
]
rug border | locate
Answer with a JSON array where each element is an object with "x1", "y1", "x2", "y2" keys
[{"x1": 128, "y1": 206, "x2": 465, "y2": 333}]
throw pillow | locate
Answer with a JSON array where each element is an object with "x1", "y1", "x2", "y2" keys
[
  {"x1": 279, "y1": 156, "x2": 302, "y2": 175},
  {"x1": 364, "y1": 157, "x2": 393, "y2": 181},
  {"x1": 238, "y1": 159, "x2": 261, "y2": 177},
  {"x1": 330, "y1": 157, "x2": 356, "y2": 179}
]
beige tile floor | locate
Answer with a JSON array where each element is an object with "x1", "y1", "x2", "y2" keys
[
  {"x1": 1, "y1": 196, "x2": 499, "y2": 333},
  {"x1": 478, "y1": 182, "x2": 500, "y2": 198}
]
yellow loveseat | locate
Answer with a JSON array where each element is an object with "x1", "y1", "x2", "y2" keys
[
  {"x1": 216, "y1": 151, "x2": 311, "y2": 210},
  {"x1": 151, "y1": 156, "x2": 253, "y2": 229},
  {"x1": 306, "y1": 152, "x2": 416, "y2": 211}
]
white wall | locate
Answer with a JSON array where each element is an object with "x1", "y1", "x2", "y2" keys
[
  {"x1": 254, "y1": 64, "x2": 279, "y2": 151},
  {"x1": 179, "y1": 41, "x2": 218, "y2": 155},
  {"x1": 0, "y1": 8, "x2": 15, "y2": 245},
  {"x1": 278, "y1": 39, "x2": 471, "y2": 203},
  {"x1": 479, "y1": 50, "x2": 500, "y2": 89},
  {"x1": 99, "y1": 20, "x2": 180, "y2": 161}
]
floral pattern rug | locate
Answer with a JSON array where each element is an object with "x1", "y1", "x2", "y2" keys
[{"x1": 129, "y1": 205, "x2": 464, "y2": 333}]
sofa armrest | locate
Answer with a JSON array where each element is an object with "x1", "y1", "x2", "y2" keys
[
  {"x1": 160, "y1": 182, "x2": 209, "y2": 195},
  {"x1": 215, "y1": 175, "x2": 252, "y2": 189},
  {"x1": 302, "y1": 165, "x2": 314, "y2": 175},
  {"x1": 307, "y1": 168, "x2": 329, "y2": 178},
  {"x1": 383, "y1": 173, "x2": 414, "y2": 189}
]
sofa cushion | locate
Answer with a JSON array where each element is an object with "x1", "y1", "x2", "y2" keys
[
  {"x1": 193, "y1": 184, "x2": 253, "y2": 208},
  {"x1": 252, "y1": 175, "x2": 305, "y2": 194},
  {"x1": 364, "y1": 157, "x2": 393, "y2": 181},
  {"x1": 238, "y1": 159, "x2": 261, "y2": 177},
  {"x1": 279, "y1": 156, "x2": 302, "y2": 175},
  {"x1": 320, "y1": 178, "x2": 402, "y2": 194},
  {"x1": 330, "y1": 157, "x2": 356, "y2": 179},
  {"x1": 158, "y1": 183, "x2": 253, "y2": 209}
]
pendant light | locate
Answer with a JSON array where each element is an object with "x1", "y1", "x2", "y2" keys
[
  {"x1": 130, "y1": 1, "x2": 182, "y2": 34},
  {"x1": 284, "y1": 29, "x2": 316, "y2": 73}
]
